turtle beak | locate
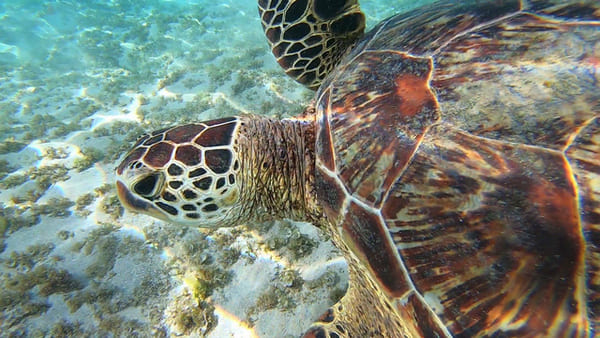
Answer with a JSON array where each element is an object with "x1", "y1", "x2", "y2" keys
[
  {"x1": 116, "y1": 180, "x2": 148, "y2": 212},
  {"x1": 116, "y1": 180, "x2": 168, "y2": 221}
]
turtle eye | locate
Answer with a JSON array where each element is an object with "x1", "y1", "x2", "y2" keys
[{"x1": 134, "y1": 173, "x2": 161, "y2": 198}]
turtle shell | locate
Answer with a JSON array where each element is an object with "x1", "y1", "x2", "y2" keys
[{"x1": 314, "y1": 0, "x2": 600, "y2": 336}]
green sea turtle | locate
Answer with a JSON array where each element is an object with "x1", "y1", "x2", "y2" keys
[{"x1": 116, "y1": 0, "x2": 600, "y2": 336}]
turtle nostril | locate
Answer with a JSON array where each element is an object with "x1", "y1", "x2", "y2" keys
[{"x1": 134, "y1": 174, "x2": 160, "y2": 197}]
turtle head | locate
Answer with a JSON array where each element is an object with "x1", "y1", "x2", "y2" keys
[{"x1": 115, "y1": 117, "x2": 244, "y2": 228}]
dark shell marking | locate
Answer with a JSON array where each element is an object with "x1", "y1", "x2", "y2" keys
[
  {"x1": 116, "y1": 119, "x2": 242, "y2": 224},
  {"x1": 165, "y1": 124, "x2": 206, "y2": 143},
  {"x1": 315, "y1": 0, "x2": 599, "y2": 336}
]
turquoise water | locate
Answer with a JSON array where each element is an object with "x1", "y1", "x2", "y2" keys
[{"x1": 0, "y1": 1, "x2": 433, "y2": 336}]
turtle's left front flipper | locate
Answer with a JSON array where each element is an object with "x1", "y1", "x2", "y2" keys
[{"x1": 258, "y1": 0, "x2": 365, "y2": 90}]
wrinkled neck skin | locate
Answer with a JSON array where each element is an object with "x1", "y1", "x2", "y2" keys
[{"x1": 235, "y1": 114, "x2": 322, "y2": 226}]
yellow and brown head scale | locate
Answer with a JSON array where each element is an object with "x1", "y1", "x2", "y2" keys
[{"x1": 116, "y1": 117, "x2": 243, "y2": 227}]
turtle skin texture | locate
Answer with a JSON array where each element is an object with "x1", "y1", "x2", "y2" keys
[{"x1": 298, "y1": 0, "x2": 600, "y2": 337}]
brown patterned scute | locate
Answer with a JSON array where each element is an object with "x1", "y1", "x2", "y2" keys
[
  {"x1": 393, "y1": 292, "x2": 450, "y2": 338},
  {"x1": 174, "y1": 145, "x2": 202, "y2": 166},
  {"x1": 325, "y1": 51, "x2": 439, "y2": 207},
  {"x1": 432, "y1": 13, "x2": 600, "y2": 150},
  {"x1": 303, "y1": 1, "x2": 598, "y2": 336},
  {"x1": 343, "y1": 0, "x2": 521, "y2": 62},
  {"x1": 528, "y1": 0, "x2": 600, "y2": 21},
  {"x1": 116, "y1": 147, "x2": 145, "y2": 175},
  {"x1": 164, "y1": 123, "x2": 205, "y2": 143},
  {"x1": 341, "y1": 201, "x2": 411, "y2": 298},
  {"x1": 143, "y1": 142, "x2": 173, "y2": 168},
  {"x1": 314, "y1": 167, "x2": 345, "y2": 223},
  {"x1": 142, "y1": 134, "x2": 163, "y2": 146},
  {"x1": 205, "y1": 149, "x2": 232, "y2": 174},
  {"x1": 566, "y1": 117, "x2": 600, "y2": 163},
  {"x1": 131, "y1": 134, "x2": 149, "y2": 148},
  {"x1": 382, "y1": 126, "x2": 587, "y2": 336},
  {"x1": 194, "y1": 122, "x2": 236, "y2": 147},
  {"x1": 566, "y1": 117, "x2": 600, "y2": 333}
]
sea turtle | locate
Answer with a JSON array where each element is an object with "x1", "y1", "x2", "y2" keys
[{"x1": 115, "y1": 0, "x2": 600, "y2": 336}]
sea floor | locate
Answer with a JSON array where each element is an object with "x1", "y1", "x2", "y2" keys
[{"x1": 0, "y1": 1, "x2": 430, "y2": 336}]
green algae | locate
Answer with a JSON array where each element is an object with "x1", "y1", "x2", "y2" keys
[
  {"x1": 0, "y1": 204, "x2": 41, "y2": 235},
  {"x1": 48, "y1": 320, "x2": 85, "y2": 338},
  {"x1": 30, "y1": 197, "x2": 75, "y2": 218},
  {"x1": 0, "y1": 173, "x2": 28, "y2": 189},
  {"x1": 71, "y1": 224, "x2": 119, "y2": 253},
  {"x1": 186, "y1": 266, "x2": 232, "y2": 300},
  {"x1": 96, "y1": 315, "x2": 146, "y2": 336},
  {"x1": 57, "y1": 230, "x2": 73, "y2": 240},
  {"x1": 65, "y1": 282, "x2": 116, "y2": 313},
  {"x1": 4, "y1": 264, "x2": 82, "y2": 296},
  {"x1": 246, "y1": 268, "x2": 306, "y2": 322},
  {"x1": 329, "y1": 286, "x2": 347, "y2": 304},
  {"x1": 0, "y1": 159, "x2": 15, "y2": 180},
  {"x1": 3, "y1": 243, "x2": 55, "y2": 270},
  {"x1": 0, "y1": 139, "x2": 28, "y2": 155},
  {"x1": 75, "y1": 193, "x2": 96, "y2": 217},
  {"x1": 206, "y1": 62, "x2": 232, "y2": 87},
  {"x1": 100, "y1": 194, "x2": 124, "y2": 220},
  {"x1": 0, "y1": 290, "x2": 23, "y2": 312},
  {"x1": 306, "y1": 270, "x2": 347, "y2": 303},
  {"x1": 231, "y1": 70, "x2": 258, "y2": 95},
  {"x1": 247, "y1": 285, "x2": 296, "y2": 324},
  {"x1": 94, "y1": 183, "x2": 113, "y2": 195},
  {"x1": 180, "y1": 92, "x2": 214, "y2": 116},
  {"x1": 84, "y1": 234, "x2": 119, "y2": 279},
  {"x1": 131, "y1": 273, "x2": 171, "y2": 307},
  {"x1": 73, "y1": 147, "x2": 104, "y2": 172},
  {"x1": 219, "y1": 247, "x2": 240, "y2": 267},
  {"x1": 278, "y1": 268, "x2": 304, "y2": 289},
  {"x1": 42, "y1": 147, "x2": 69, "y2": 160},
  {"x1": 28, "y1": 164, "x2": 70, "y2": 189},
  {"x1": 168, "y1": 291, "x2": 217, "y2": 336},
  {"x1": 157, "y1": 68, "x2": 187, "y2": 89},
  {"x1": 306, "y1": 270, "x2": 341, "y2": 290},
  {"x1": 259, "y1": 220, "x2": 318, "y2": 260}
]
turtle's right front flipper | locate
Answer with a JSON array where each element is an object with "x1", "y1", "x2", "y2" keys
[
  {"x1": 301, "y1": 257, "x2": 445, "y2": 338},
  {"x1": 258, "y1": 0, "x2": 365, "y2": 90}
]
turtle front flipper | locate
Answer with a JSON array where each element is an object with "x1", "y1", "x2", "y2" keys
[
  {"x1": 303, "y1": 265, "x2": 408, "y2": 338},
  {"x1": 258, "y1": 0, "x2": 365, "y2": 90},
  {"x1": 303, "y1": 253, "x2": 447, "y2": 338}
]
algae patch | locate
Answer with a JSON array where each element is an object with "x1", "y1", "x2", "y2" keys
[{"x1": 166, "y1": 290, "x2": 217, "y2": 336}]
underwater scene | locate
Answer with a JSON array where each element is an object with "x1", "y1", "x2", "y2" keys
[
  {"x1": 0, "y1": 0, "x2": 436, "y2": 336},
  {"x1": 3, "y1": 0, "x2": 600, "y2": 337}
]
